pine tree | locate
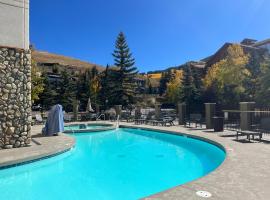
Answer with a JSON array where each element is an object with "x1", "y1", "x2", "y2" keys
[
  {"x1": 179, "y1": 66, "x2": 200, "y2": 112},
  {"x1": 58, "y1": 70, "x2": 76, "y2": 112},
  {"x1": 38, "y1": 74, "x2": 58, "y2": 110},
  {"x1": 76, "y1": 71, "x2": 90, "y2": 111},
  {"x1": 111, "y1": 32, "x2": 138, "y2": 106}
]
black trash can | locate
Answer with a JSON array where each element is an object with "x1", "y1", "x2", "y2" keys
[{"x1": 213, "y1": 116, "x2": 224, "y2": 132}]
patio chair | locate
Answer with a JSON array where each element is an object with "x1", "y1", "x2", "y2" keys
[{"x1": 185, "y1": 114, "x2": 203, "y2": 128}]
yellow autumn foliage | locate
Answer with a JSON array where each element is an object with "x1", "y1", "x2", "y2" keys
[
  {"x1": 203, "y1": 44, "x2": 250, "y2": 93},
  {"x1": 166, "y1": 69, "x2": 183, "y2": 103}
]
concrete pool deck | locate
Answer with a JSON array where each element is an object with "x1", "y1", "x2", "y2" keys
[
  {"x1": 0, "y1": 121, "x2": 270, "y2": 200},
  {"x1": 0, "y1": 125, "x2": 75, "y2": 168}
]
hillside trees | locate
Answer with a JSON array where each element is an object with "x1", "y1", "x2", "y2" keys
[
  {"x1": 166, "y1": 70, "x2": 183, "y2": 104},
  {"x1": 179, "y1": 66, "x2": 201, "y2": 112},
  {"x1": 159, "y1": 72, "x2": 171, "y2": 96},
  {"x1": 38, "y1": 75, "x2": 58, "y2": 110},
  {"x1": 255, "y1": 59, "x2": 270, "y2": 106},
  {"x1": 203, "y1": 44, "x2": 250, "y2": 107},
  {"x1": 98, "y1": 65, "x2": 112, "y2": 107},
  {"x1": 76, "y1": 66, "x2": 101, "y2": 110},
  {"x1": 58, "y1": 70, "x2": 77, "y2": 112}
]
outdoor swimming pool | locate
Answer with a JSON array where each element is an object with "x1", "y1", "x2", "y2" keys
[{"x1": 0, "y1": 128, "x2": 225, "y2": 200}]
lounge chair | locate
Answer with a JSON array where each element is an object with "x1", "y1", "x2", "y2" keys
[
  {"x1": 236, "y1": 129, "x2": 262, "y2": 142},
  {"x1": 161, "y1": 116, "x2": 175, "y2": 126},
  {"x1": 185, "y1": 114, "x2": 203, "y2": 128}
]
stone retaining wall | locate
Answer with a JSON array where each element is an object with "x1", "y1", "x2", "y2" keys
[{"x1": 0, "y1": 46, "x2": 31, "y2": 149}]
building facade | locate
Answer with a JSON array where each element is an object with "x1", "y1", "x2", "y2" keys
[{"x1": 0, "y1": 0, "x2": 31, "y2": 148}]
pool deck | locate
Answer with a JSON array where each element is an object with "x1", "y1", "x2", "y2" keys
[
  {"x1": 0, "y1": 125, "x2": 75, "y2": 168},
  {"x1": 0, "y1": 121, "x2": 270, "y2": 200}
]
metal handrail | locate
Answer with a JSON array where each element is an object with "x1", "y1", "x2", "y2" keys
[{"x1": 96, "y1": 114, "x2": 105, "y2": 121}]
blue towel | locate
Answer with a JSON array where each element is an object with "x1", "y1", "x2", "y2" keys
[{"x1": 43, "y1": 104, "x2": 64, "y2": 136}]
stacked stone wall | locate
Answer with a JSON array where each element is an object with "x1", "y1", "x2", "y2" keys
[{"x1": 0, "y1": 46, "x2": 31, "y2": 149}]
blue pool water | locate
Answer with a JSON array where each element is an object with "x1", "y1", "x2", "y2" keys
[{"x1": 0, "y1": 128, "x2": 225, "y2": 200}]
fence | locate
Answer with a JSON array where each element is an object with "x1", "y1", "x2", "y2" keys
[{"x1": 223, "y1": 109, "x2": 270, "y2": 134}]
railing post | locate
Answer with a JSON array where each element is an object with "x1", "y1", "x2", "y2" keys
[
  {"x1": 240, "y1": 102, "x2": 255, "y2": 130},
  {"x1": 155, "y1": 104, "x2": 161, "y2": 119},
  {"x1": 205, "y1": 103, "x2": 216, "y2": 129},
  {"x1": 178, "y1": 103, "x2": 186, "y2": 125}
]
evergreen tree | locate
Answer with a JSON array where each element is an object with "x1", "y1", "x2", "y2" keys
[
  {"x1": 179, "y1": 66, "x2": 200, "y2": 112},
  {"x1": 58, "y1": 70, "x2": 76, "y2": 112},
  {"x1": 38, "y1": 74, "x2": 58, "y2": 110},
  {"x1": 98, "y1": 65, "x2": 111, "y2": 106},
  {"x1": 76, "y1": 71, "x2": 90, "y2": 110},
  {"x1": 111, "y1": 32, "x2": 138, "y2": 107}
]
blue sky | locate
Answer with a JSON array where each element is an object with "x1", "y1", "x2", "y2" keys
[{"x1": 30, "y1": 0, "x2": 270, "y2": 72}]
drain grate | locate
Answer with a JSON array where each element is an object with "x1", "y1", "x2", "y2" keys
[{"x1": 196, "y1": 191, "x2": 212, "y2": 198}]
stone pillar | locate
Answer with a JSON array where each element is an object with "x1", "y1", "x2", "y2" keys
[
  {"x1": 240, "y1": 102, "x2": 255, "y2": 130},
  {"x1": 0, "y1": 47, "x2": 32, "y2": 149},
  {"x1": 135, "y1": 106, "x2": 141, "y2": 118},
  {"x1": 73, "y1": 99, "x2": 79, "y2": 121},
  {"x1": 205, "y1": 103, "x2": 216, "y2": 129},
  {"x1": 178, "y1": 103, "x2": 186, "y2": 125},
  {"x1": 114, "y1": 105, "x2": 122, "y2": 117},
  {"x1": 155, "y1": 104, "x2": 161, "y2": 119}
]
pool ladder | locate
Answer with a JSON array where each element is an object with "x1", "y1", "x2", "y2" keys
[{"x1": 96, "y1": 114, "x2": 105, "y2": 121}]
